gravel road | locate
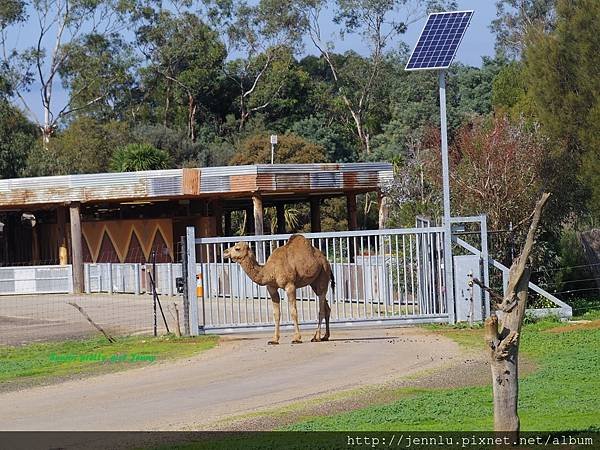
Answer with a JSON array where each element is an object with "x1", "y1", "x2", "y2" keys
[{"x1": 0, "y1": 326, "x2": 459, "y2": 431}]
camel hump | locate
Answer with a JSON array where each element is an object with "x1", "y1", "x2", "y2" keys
[{"x1": 287, "y1": 234, "x2": 308, "y2": 245}]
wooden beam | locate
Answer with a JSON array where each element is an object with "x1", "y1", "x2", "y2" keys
[
  {"x1": 69, "y1": 202, "x2": 84, "y2": 294},
  {"x1": 310, "y1": 197, "x2": 321, "y2": 233},
  {"x1": 57, "y1": 206, "x2": 68, "y2": 265},
  {"x1": 31, "y1": 226, "x2": 40, "y2": 264},
  {"x1": 378, "y1": 192, "x2": 389, "y2": 230},
  {"x1": 252, "y1": 195, "x2": 264, "y2": 236},
  {"x1": 212, "y1": 200, "x2": 223, "y2": 236},
  {"x1": 224, "y1": 211, "x2": 232, "y2": 236},
  {"x1": 244, "y1": 206, "x2": 254, "y2": 235},
  {"x1": 346, "y1": 193, "x2": 358, "y2": 231},
  {"x1": 276, "y1": 204, "x2": 286, "y2": 234}
]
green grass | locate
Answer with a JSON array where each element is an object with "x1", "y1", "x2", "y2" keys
[
  {"x1": 0, "y1": 334, "x2": 218, "y2": 384},
  {"x1": 285, "y1": 316, "x2": 600, "y2": 432}
]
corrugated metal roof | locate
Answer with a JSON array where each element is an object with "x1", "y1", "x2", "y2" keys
[{"x1": 0, "y1": 163, "x2": 393, "y2": 207}]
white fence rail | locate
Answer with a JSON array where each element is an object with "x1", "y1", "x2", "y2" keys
[
  {"x1": 0, "y1": 265, "x2": 73, "y2": 295},
  {"x1": 84, "y1": 263, "x2": 183, "y2": 296}
]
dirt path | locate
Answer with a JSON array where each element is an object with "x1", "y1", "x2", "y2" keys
[{"x1": 0, "y1": 326, "x2": 460, "y2": 431}]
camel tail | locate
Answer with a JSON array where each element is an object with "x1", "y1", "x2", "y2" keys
[{"x1": 329, "y1": 270, "x2": 335, "y2": 294}]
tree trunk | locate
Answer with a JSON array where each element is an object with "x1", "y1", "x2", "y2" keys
[
  {"x1": 485, "y1": 270, "x2": 529, "y2": 433},
  {"x1": 479, "y1": 192, "x2": 550, "y2": 434},
  {"x1": 164, "y1": 81, "x2": 171, "y2": 127},
  {"x1": 188, "y1": 94, "x2": 197, "y2": 142}
]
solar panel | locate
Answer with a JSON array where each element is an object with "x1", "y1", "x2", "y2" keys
[{"x1": 405, "y1": 10, "x2": 473, "y2": 71}]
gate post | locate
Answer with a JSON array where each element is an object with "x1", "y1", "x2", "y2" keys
[
  {"x1": 181, "y1": 235, "x2": 190, "y2": 336},
  {"x1": 185, "y1": 226, "x2": 200, "y2": 336},
  {"x1": 443, "y1": 224, "x2": 456, "y2": 324},
  {"x1": 480, "y1": 215, "x2": 491, "y2": 318}
]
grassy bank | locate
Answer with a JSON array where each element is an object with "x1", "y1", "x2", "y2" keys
[
  {"x1": 0, "y1": 334, "x2": 218, "y2": 386},
  {"x1": 285, "y1": 318, "x2": 600, "y2": 432}
]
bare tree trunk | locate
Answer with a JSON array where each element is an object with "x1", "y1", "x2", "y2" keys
[
  {"x1": 164, "y1": 81, "x2": 171, "y2": 127},
  {"x1": 477, "y1": 193, "x2": 550, "y2": 434},
  {"x1": 485, "y1": 272, "x2": 528, "y2": 432},
  {"x1": 188, "y1": 94, "x2": 197, "y2": 141}
]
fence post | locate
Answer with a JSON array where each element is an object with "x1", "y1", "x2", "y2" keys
[
  {"x1": 68, "y1": 265, "x2": 74, "y2": 293},
  {"x1": 480, "y1": 215, "x2": 491, "y2": 318},
  {"x1": 107, "y1": 263, "x2": 113, "y2": 294},
  {"x1": 181, "y1": 235, "x2": 190, "y2": 336},
  {"x1": 84, "y1": 264, "x2": 91, "y2": 294},
  {"x1": 186, "y1": 226, "x2": 200, "y2": 336},
  {"x1": 442, "y1": 225, "x2": 455, "y2": 324},
  {"x1": 167, "y1": 263, "x2": 173, "y2": 296},
  {"x1": 134, "y1": 264, "x2": 141, "y2": 295}
]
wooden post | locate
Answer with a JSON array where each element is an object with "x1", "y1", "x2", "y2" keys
[
  {"x1": 346, "y1": 193, "x2": 358, "y2": 231},
  {"x1": 252, "y1": 195, "x2": 264, "y2": 236},
  {"x1": 213, "y1": 200, "x2": 223, "y2": 236},
  {"x1": 244, "y1": 206, "x2": 254, "y2": 235},
  {"x1": 310, "y1": 197, "x2": 321, "y2": 233},
  {"x1": 378, "y1": 192, "x2": 389, "y2": 230},
  {"x1": 31, "y1": 226, "x2": 40, "y2": 264},
  {"x1": 69, "y1": 202, "x2": 84, "y2": 294},
  {"x1": 252, "y1": 195, "x2": 264, "y2": 261},
  {"x1": 224, "y1": 211, "x2": 232, "y2": 236},
  {"x1": 475, "y1": 193, "x2": 550, "y2": 434},
  {"x1": 57, "y1": 207, "x2": 68, "y2": 265},
  {"x1": 276, "y1": 204, "x2": 286, "y2": 234}
]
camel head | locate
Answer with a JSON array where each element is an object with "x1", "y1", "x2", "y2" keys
[{"x1": 223, "y1": 241, "x2": 252, "y2": 262}]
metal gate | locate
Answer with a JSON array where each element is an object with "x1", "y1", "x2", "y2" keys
[{"x1": 183, "y1": 227, "x2": 450, "y2": 333}]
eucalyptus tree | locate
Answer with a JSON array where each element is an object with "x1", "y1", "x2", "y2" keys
[
  {"x1": 268, "y1": 0, "x2": 456, "y2": 154},
  {"x1": 136, "y1": 10, "x2": 226, "y2": 141},
  {"x1": 205, "y1": 0, "x2": 304, "y2": 130},
  {"x1": 491, "y1": 0, "x2": 556, "y2": 59},
  {"x1": 0, "y1": 0, "x2": 135, "y2": 145},
  {"x1": 58, "y1": 33, "x2": 138, "y2": 122}
]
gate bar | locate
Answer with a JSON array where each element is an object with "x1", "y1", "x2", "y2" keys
[{"x1": 186, "y1": 226, "x2": 200, "y2": 335}]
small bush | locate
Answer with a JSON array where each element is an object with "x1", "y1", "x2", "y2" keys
[{"x1": 110, "y1": 143, "x2": 171, "y2": 172}]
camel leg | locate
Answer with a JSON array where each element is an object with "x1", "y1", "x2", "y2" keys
[
  {"x1": 286, "y1": 285, "x2": 302, "y2": 344},
  {"x1": 311, "y1": 272, "x2": 331, "y2": 342},
  {"x1": 323, "y1": 300, "x2": 331, "y2": 341},
  {"x1": 311, "y1": 294, "x2": 326, "y2": 342},
  {"x1": 267, "y1": 286, "x2": 281, "y2": 345}
]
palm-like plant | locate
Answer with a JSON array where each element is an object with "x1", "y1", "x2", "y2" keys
[{"x1": 110, "y1": 143, "x2": 171, "y2": 172}]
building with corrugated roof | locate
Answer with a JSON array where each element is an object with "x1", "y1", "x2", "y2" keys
[{"x1": 0, "y1": 163, "x2": 393, "y2": 292}]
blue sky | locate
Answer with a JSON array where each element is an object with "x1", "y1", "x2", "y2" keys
[{"x1": 17, "y1": 0, "x2": 497, "y2": 123}]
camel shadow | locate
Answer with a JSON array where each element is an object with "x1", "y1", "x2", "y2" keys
[{"x1": 325, "y1": 336, "x2": 399, "y2": 342}]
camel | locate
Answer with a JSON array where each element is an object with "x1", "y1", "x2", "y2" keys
[{"x1": 223, "y1": 234, "x2": 335, "y2": 344}]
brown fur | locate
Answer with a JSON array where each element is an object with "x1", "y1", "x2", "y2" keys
[{"x1": 223, "y1": 234, "x2": 334, "y2": 344}]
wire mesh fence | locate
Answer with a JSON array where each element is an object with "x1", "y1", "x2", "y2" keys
[{"x1": 0, "y1": 247, "x2": 183, "y2": 346}]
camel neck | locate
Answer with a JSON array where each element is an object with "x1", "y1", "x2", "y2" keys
[{"x1": 239, "y1": 253, "x2": 268, "y2": 285}]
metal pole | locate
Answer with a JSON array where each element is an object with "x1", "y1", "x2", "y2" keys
[
  {"x1": 152, "y1": 250, "x2": 157, "y2": 336},
  {"x1": 271, "y1": 143, "x2": 275, "y2": 164},
  {"x1": 480, "y1": 214, "x2": 491, "y2": 318},
  {"x1": 439, "y1": 70, "x2": 455, "y2": 324},
  {"x1": 181, "y1": 236, "x2": 190, "y2": 335},
  {"x1": 186, "y1": 226, "x2": 200, "y2": 335}
]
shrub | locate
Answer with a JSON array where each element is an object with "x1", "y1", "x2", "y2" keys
[{"x1": 110, "y1": 143, "x2": 171, "y2": 172}]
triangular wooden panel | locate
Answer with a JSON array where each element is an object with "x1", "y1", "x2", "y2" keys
[
  {"x1": 133, "y1": 221, "x2": 156, "y2": 259},
  {"x1": 124, "y1": 231, "x2": 146, "y2": 263},
  {"x1": 105, "y1": 223, "x2": 133, "y2": 263},
  {"x1": 96, "y1": 231, "x2": 120, "y2": 263},
  {"x1": 156, "y1": 222, "x2": 174, "y2": 260},
  {"x1": 82, "y1": 222, "x2": 106, "y2": 262},
  {"x1": 149, "y1": 229, "x2": 172, "y2": 263},
  {"x1": 82, "y1": 236, "x2": 93, "y2": 263}
]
